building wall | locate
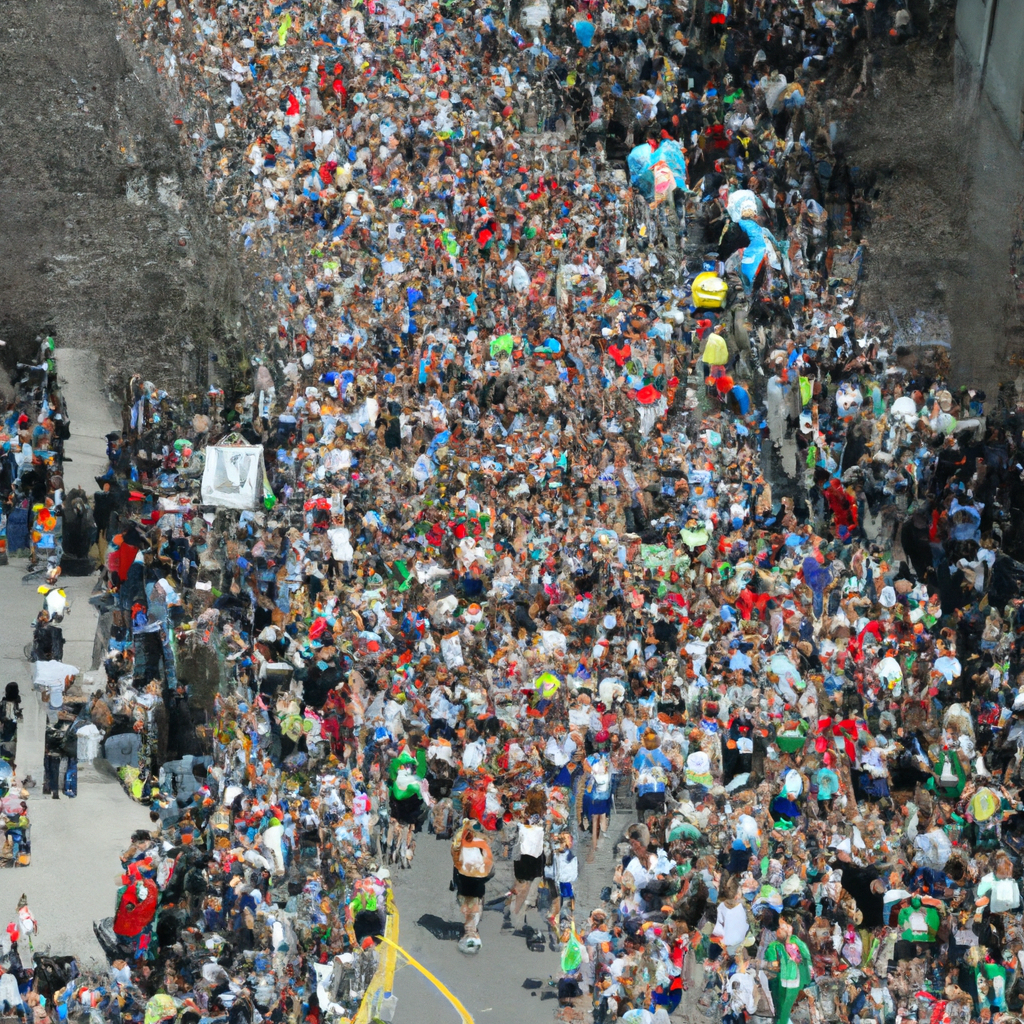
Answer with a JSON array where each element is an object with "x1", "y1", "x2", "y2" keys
[
  {"x1": 0, "y1": 0, "x2": 243, "y2": 390},
  {"x1": 957, "y1": 0, "x2": 1024, "y2": 143}
]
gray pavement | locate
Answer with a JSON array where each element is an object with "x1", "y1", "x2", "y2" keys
[
  {"x1": 387, "y1": 805, "x2": 625, "y2": 1024},
  {"x1": 0, "y1": 350, "x2": 150, "y2": 965},
  {"x1": 387, "y1": 801, "x2": 705, "y2": 1024}
]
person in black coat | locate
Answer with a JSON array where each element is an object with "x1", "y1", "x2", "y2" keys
[
  {"x1": 93, "y1": 479, "x2": 127, "y2": 567},
  {"x1": 384, "y1": 400, "x2": 403, "y2": 451},
  {"x1": 166, "y1": 684, "x2": 199, "y2": 760},
  {"x1": 831, "y1": 849, "x2": 885, "y2": 928}
]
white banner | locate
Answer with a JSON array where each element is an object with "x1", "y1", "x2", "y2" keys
[{"x1": 200, "y1": 444, "x2": 266, "y2": 509}]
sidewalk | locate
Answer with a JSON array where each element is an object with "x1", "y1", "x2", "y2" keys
[{"x1": 0, "y1": 351, "x2": 149, "y2": 963}]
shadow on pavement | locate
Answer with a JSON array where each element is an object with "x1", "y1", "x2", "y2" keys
[{"x1": 415, "y1": 914, "x2": 464, "y2": 942}]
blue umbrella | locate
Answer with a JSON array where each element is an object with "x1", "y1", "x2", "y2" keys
[{"x1": 574, "y1": 18, "x2": 595, "y2": 46}]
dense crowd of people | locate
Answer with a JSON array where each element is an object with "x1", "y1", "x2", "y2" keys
[
  {"x1": 12, "y1": 0, "x2": 1024, "y2": 1023},
  {"x1": 0, "y1": 340, "x2": 80, "y2": 870}
]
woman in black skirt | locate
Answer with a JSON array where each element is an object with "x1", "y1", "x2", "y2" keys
[{"x1": 505, "y1": 788, "x2": 547, "y2": 933}]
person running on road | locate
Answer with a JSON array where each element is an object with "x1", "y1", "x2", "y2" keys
[{"x1": 451, "y1": 818, "x2": 493, "y2": 954}]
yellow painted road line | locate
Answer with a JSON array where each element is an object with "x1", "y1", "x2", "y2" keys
[{"x1": 377, "y1": 935, "x2": 474, "y2": 1024}]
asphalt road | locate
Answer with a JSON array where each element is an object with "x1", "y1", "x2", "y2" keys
[{"x1": 386, "y1": 805, "x2": 625, "y2": 1024}]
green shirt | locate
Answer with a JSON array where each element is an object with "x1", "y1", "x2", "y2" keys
[
  {"x1": 898, "y1": 900, "x2": 940, "y2": 942},
  {"x1": 765, "y1": 937, "x2": 812, "y2": 990},
  {"x1": 389, "y1": 747, "x2": 427, "y2": 800}
]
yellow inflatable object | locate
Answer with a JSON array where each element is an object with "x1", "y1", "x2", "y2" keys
[
  {"x1": 692, "y1": 271, "x2": 728, "y2": 309},
  {"x1": 701, "y1": 332, "x2": 729, "y2": 365}
]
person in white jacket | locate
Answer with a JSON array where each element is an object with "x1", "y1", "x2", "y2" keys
[
  {"x1": 977, "y1": 851, "x2": 1022, "y2": 915},
  {"x1": 505, "y1": 790, "x2": 547, "y2": 932},
  {"x1": 262, "y1": 816, "x2": 286, "y2": 876}
]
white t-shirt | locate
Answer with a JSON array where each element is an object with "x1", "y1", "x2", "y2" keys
[
  {"x1": 714, "y1": 902, "x2": 749, "y2": 947},
  {"x1": 517, "y1": 823, "x2": 545, "y2": 858}
]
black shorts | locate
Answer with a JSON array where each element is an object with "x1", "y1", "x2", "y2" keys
[
  {"x1": 390, "y1": 794, "x2": 423, "y2": 825},
  {"x1": 636, "y1": 791, "x2": 666, "y2": 812},
  {"x1": 514, "y1": 852, "x2": 545, "y2": 882},
  {"x1": 453, "y1": 868, "x2": 487, "y2": 899}
]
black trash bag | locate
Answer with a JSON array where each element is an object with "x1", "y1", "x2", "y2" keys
[
  {"x1": 94, "y1": 917, "x2": 127, "y2": 963},
  {"x1": 558, "y1": 977, "x2": 582, "y2": 1000},
  {"x1": 33, "y1": 954, "x2": 78, "y2": 999}
]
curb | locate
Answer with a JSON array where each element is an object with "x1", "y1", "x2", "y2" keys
[{"x1": 354, "y1": 889, "x2": 400, "y2": 1024}]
